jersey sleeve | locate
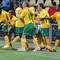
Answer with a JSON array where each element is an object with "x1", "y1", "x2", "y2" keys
[
  {"x1": 20, "y1": 10, "x2": 26, "y2": 19},
  {"x1": 51, "y1": 12, "x2": 56, "y2": 19}
]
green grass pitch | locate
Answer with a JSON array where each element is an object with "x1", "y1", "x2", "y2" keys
[{"x1": 0, "y1": 41, "x2": 60, "y2": 60}]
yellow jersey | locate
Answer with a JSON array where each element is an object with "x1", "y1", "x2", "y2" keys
[
  {"x1": 15, "y1": 7, "x2": 24, "y2": 27},
  {"x1": 15, "y1": 7, "x2": 23, "y2": 17},
  {"x1": 9, "y1": 15, "x2": 16, "y2": 26},
  {"x1": 37, "y1": 9, "x2": 49, "y2": 28},
  {"x1": 51, "y1": 12, "x2": 60, "y2": 29},
  {"x1": 29, "y1": 7, "x2": 35, "y2": 27},
  {"x1": 0, "y1": 10, "x2": 8, "y2": 25},
  {"x1": 20, "y1": 9, "x2": 33, "y2": 25}
]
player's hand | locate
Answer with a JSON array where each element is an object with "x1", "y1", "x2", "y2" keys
[
  {"x1": 25, "y1": 7, "x2": 28, "y2": 9},
  {"x1": 40, "y1": 17, "x2": 52, "y2": 20},
  {"x1": 8, "y1": 24, "x2": 11, "y2": 26}
]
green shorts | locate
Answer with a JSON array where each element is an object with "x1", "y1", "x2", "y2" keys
[
  {"x1": 0, "y1": 25, "x2": 2, "y2": 28},
  {"x1": 15, "y1": 27, "x2": 24, "y2": 35},
  {"x1": 40, "y1": 28, "x2": 49, "y2": 36},
  {"x1": 56, "y1": 29, "x2": 60, "y2": 36},
  {"x1": 2, "y1": 25, "x2": 8, "y2": 33},
  {"x1": 23, "y1": 23, "x2": 35, "y2": 36},
  {"x1": 2, "y1": 25, "x2": 15, "y2": 33}
]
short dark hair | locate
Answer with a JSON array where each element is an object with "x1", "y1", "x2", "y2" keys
[
  {"x1": 39, "y1": 3, "x2": 45, "y2": 9},
  {"x1": 9, "y1": 10, "x2": 14, "y2": 15},
  {"x1": 24, "y1": 2, "x2": 30, "y2": 7}
]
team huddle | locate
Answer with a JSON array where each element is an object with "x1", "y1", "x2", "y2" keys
[{"x1": 0, "y1": 2, "x2": 60, "y2": 52}]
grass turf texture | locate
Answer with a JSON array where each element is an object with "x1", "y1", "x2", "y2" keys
[{"x1": 0, "y1": 41, "x2": 60, "y2": 60}]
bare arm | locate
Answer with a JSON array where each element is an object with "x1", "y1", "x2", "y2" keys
[
  {"x1": 28, "y1": 9, "x2": 34, "y2": 15},
  {"x1": 35, "y1": 17, "x2": 40, "y2": 21}
]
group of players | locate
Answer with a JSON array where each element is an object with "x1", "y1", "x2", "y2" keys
[{"x1": 0, "y1": 1, "x2": 60, "y2": 52}]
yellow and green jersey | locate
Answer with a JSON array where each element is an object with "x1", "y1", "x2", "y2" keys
[
  {"x1": 9, "y1": 15, "x2": 16, "y2": 26},
  {"x1": 0, "y1": 11, "x2": 4, "y2": 22},
  {"x1": 20, "y1": 9, "x2": 33, "y2": 25},
  {"x1": 29, "y1": 7, "x2": 35, "y2": 27},
  {"x1": 37, "y1": 9, "x2": 49, "y2": 28},
  {"x1": 15, "y1": 7, "x2": 23, "y2": 17},
  {"x1": 15, "y1": 7, "x2": 24, "y2": 27},
  {"x1": 51, "y1": 12, "x2": 60, "y2": 29},
  {"x1": 0, "y1": 10, "x2": 8, "y2": 25}
]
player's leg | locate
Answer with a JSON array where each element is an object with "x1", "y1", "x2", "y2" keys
[
  {"x1": 3, "y1": 35, "x2": 10, "y2": 48},
  {"x1": 50, "y1": 40, "x2": 60, "y2": 52},
  {"x1": 45, "y1": 36, "x2": 51, "y2": 51},
  {"x1": 44, "y1": 28, "x2": 51, "y2": 51},
  {"x1": 11, "y1": 27, "x2": 22, "y2": 48},
  {"x1": 11, "y1": 27, "x2": 29, "y2": 49},
  {"x1": 50, "y1": 29, "x2": 60, "y2": 52},
  {"x1": 37, "y1": 29, "x2": 45, "y2": 49},
  {"x1": 26, "y1": 40, "x2": 30, "y2": 49},
  {"x1": 40, "y1": 28, "x2": 51, "y2": 51},
  {"x1": 31, "y1": 25, "x2": 40, "y2": 52},
  {"x1": 11, "y1": 35, "x2": 20, "y2": 48},
  {"x1": 2, "y1": 25, "x2": 10, "y2": 48},
  {"x1": 18, "y1": 35, "x2": 27, "y2": 51},
  {"x1": 18, "y1": 23, "x2": 39, "y2": 52},
  {"x1": 17, "y1": 24, "x2": 31, "y2": 51},
  {"x1": 53, "y1": 40, "x2": 60, "y2": 51},
  {"x1": 11, "y1": 35, "x2": 20, "y2": 45},
  {"x1": 3, "y1": 33, "x2": 12, "y2": 48},
  {"x1": 38, "y1": 36, "x2": 45, "y2": 49},
  {"x1": 40, "y1": 36, "x2": 45, "y2": 48},
  {"x1": 50, "y1": 37, "x2": 60, "y2": 52},
  {"x1": 33, "y1": 36, "x2": 40, "y2": 52}
]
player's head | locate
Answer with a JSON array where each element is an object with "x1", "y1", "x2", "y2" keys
[
  {"x1": 13, "y1": 3, "x2": 18, "y2": 10},
  {"x1": 22, "y1": 2, "x2": 29, "y2": 8},
  {"x1": 37, "y1": 3, "x2": 43, "y2": 11},
  {"x1": 9, "y1": 10, "x2": 14, "y2": 17},
  {"x1": 38, "y1": 3, "x2": 44, "y2": 8},
  {"x1": 56, "y1": 4, "x2": 60, "y2": 12}
]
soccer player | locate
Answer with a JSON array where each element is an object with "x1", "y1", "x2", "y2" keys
[
  {"x1": 0, "y1": 7, "x2": 10, "y2": 48},
  {"x1": 0, "y1": 6, "x2": 8, "y2": 29},
  {"x1": 17, "y1": 2, "x2": 40, "y2": 52},
  {"x1": 10, "y1": 7, "x2": 24, "y2": 48},
  {"x1": 11, "y1": 5, "x2": 30, "y2": 49},
  {"x1": 50, "y1": 4, "x2": 60, "y2": 52},
  {"x1": 36, "y1": 3, "x2": 51, "y2": 51},
  {"x1": 36, "y1": 3, "x2": 46, "y2": 50},
  {"x1": 3, "y1": 10, "x2": 16, "y2": 48}
]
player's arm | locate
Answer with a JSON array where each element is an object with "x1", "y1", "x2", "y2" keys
[
  {"x1": 36, "y1": 14, "x2": 45, "y2": 21},
  {"x1": 40, "y1": 12, "x2": 56, "y2": 20},
  {"x1": 15, "y1": 11, "x2": 24, "y2": 23},
  {"x1": 2, "y1": 15, "x2": 8, "y2": 25},
  {"x1": 28, "y1": 9, "x2": 34, "y2": 15},
  {"x1": 40, "y1": 17, "x2": 52, "y2": 20},
  {"x1": 17, "y1": 10, "x2": 26, "y2": 23}
]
